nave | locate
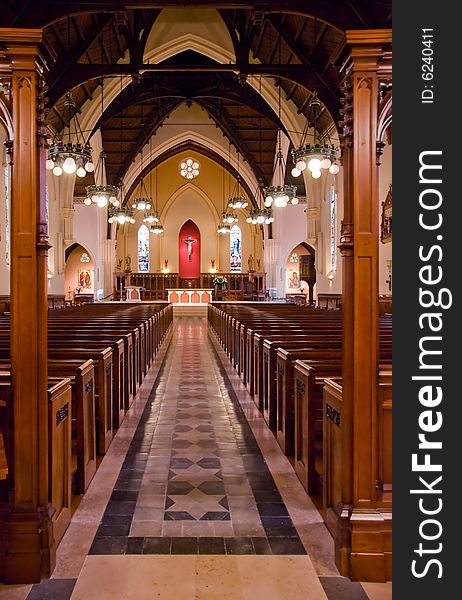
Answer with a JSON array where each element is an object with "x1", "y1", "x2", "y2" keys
[{"x1": 1, "y1": 318, "x2": 390, "y2": 600}]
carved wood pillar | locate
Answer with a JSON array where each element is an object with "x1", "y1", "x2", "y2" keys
[
  {"x1": 0, "y1": 29, "x2": 55, "y2": 583},
  {"x1": 336, "y1": 29, "x2": 392, "y2": 582}
]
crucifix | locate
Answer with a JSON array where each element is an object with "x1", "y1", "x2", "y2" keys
[{"x1": 182, "y1": 235, "x2": 197, "y2": 262}]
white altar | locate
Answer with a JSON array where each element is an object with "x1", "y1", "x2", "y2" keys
[
  {"x1": 167, "y1": 289, "x2": 213, "y2": 305},
  {"x1": 125, "y1": 286, "x2": 143, "y2": 302}
]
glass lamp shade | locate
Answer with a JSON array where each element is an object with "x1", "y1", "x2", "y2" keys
[
  {"x1": 63, "y1": 156, "x2": 77, "y2": 174},
  {"x1": 312, "y1": 170, "x2": 322, "y2": 179},
  {"x1": 46, "y1": 159, "x2": 55, "y2": 170},
  {"x1": 296, "y1": 160, "x2": 307, "y2": 171},
  {"x1": 84, "y1": 197, "x2": 92, "y2": 206},
  {"x1": 52, "y1": 165, "x2": 63, "y2": 177},
  {"x1": 274, "y1": 196, "x2": 287, "y2": 208},
  {"x1": 97, "y1": 195, "x2": 108, "y2": 207},
  {"x1": 85, "y1": 161, "x2": 95, "y2": 173},
  {"x1": 329, "y1": 164, "x2": 340, "y2": 175},
  {"x1": 308, "y1": 158, "x2": 322, "y2": 172},
  {"x1": 76, "y1": 166, "x2": 87, "y2": 178},
  {"x1": 291, "y1": 167, "x2": 301, "y2": 177},
  {"x1": 321, "y1": 158, "x2": 332, "y2": 169},
  {"x1": 291, "y1": 197, "x2": 299, "y2": 205}
]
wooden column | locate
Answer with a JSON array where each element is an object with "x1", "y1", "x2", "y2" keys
[
  {"x1": 336, "y1": 30, "x2": 392, "y2": 582},
  {"x1": 0, "y1": 29, "x2": 55, "y2": 584}
]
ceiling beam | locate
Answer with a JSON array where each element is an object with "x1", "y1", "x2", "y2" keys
[
  {"x1": 47, "y1": 62, "x2": 341, "y2": 124},
  {"x1": 47, "y1": 14, "x2": 113, "y2": 98},
  {"x1": 198, "y1": 99, "x2": 269, "y2": 185},
  {"x1": 5, "y1": 1, "x2": 374, "y2": 32},
  {"x1": 265, "y1": 14, "x2": 339, "y2": 114},
  {"x1": 111, "y1": 99, "x2": 181, "y2": 180},
  {"x1": 88, "y1": 73, "x2": 288, "y2": 138}
]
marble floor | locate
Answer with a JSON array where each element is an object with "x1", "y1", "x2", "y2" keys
[{"x1": 0, "y1": 318, "x2": 392, "y2": 600}]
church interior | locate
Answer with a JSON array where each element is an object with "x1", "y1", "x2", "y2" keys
[{"x1": 0, "y1": 2, "x2": 392, "y2": 598}]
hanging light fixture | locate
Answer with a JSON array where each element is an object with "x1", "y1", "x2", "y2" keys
[
  {"x1": 227, "y1": 160, "x2": 249, "y2": 209},
  {"x1": 150, "y1": 222, "x2": 164, "y2": 234},
  {"x1": 143, "y1": 211, "x2": 159, "y2": 224},
  {"x1": 218, "y1": 147, "x2": 233, "y2": 235},
  {"x1": 246, "y1": 207, "x2": 274, "y2": 225},
  {"x1": 291, "y1": 93, "x2": 339, "y2": 179},
  {"x1": 218, "y1": 223, "x2": 231, "y2": 234},
  {"x1": 46, "y1": 93, "x2": 94, "y2": 177},
  {"x1": 148, "y1": 163, "x2": 164, "y2": 234},
  {"x1": 131, "y1": 177, "x2": 152, "y2": 211},
  {"x1": 263, "y1": 143, "x2": 297, "y2": 208},
  {"x1": 222, "y1": 211, "x2": 238, "y2": 225},
  {"x1": 84, "y1": 150, "x2": 119, "y2": 207},
  {"x1": 262, "y1": 62, "x2": 297, "y2": 208},
  {"x1": 247, "y1": 182, "x2": 275, "y2": 225},
  {"x1": 108, "y1": 207, "x2": 135, "y2": 225},
  {"x1": 84, "y1": 77, "x2": 119, "y2": 206}
]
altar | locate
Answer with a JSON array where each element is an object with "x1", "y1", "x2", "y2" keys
[
  {"x1": 125, "y1": 286, "x2": 143, "y2": 302},
  {"x1": 167, "y1": 289, "x2": 213, "y2": 305}
]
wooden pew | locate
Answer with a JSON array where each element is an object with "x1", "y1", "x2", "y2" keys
[
  {"x1": 47, "y1": 378, "x2": 73, "y2": 544},
  {"x1": 276, "y1": 347, "x2": 342, "y2": 455},
  {"x1": 323, "y1": 371, "x2": 392, "y2": 580},
  {"x1": 48, "y1": 360, "x2": 97, "y2": 494},
  {"x1": 47, "y1": 348, "x2": 113, "y2": 455},
  {"x1": 293, "y1": 361, "x2": 343, "y2": 494}
]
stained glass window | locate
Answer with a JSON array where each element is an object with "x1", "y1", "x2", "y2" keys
[
  {"x1": 5, "y1": 163, "x2": 10, "y2": 266},
  {"x1": 230, "y1": 225, "x2": 242, "y2": 272},
  {"x1": 330, "y1": 183, "x2": 337, "y2": 272},
  {"x1": 138, "y1": 224, "x2": 150, "y2": 272}
]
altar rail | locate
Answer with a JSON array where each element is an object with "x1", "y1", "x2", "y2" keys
[{"x1": 114, "y1": 272, "x2": 266, "y2": 301}]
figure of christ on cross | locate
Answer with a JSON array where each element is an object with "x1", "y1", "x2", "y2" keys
[{"x1": 182, "y1": 235, "x2": 197, "y2": 262}]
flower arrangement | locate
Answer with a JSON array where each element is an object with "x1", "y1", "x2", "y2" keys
[{"x1": 212, "y1": 275, "x2": 228, "y2": 289}]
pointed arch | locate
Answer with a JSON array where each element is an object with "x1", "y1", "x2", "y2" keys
[
  {"x1": 138, "y1": 224, "x2": 150, "y2": 272},
  {"x1": 179, "y1": 220, "x2": 201, "y2": 279},
  {"x1": 230, "y1": 224, "x2": 242, "y2": 272}
]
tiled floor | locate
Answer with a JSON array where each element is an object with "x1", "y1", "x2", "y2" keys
[{"x1": 0, "y1": 317, "x2": 392, "y2": 600}]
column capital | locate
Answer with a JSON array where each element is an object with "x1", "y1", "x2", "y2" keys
[
  {"x1": 336, "y1": 29, "x2": 392, "y2": 77},
  {"x1": 0, "y1": 28, "x2": 44, "y2": 73}
]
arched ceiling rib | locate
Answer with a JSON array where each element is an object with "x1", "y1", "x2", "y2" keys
[{"x1": 122, "y1": 140, "x2": 260, "y2": 209}]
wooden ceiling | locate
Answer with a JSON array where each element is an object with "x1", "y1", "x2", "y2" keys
[{"x1": 0, "y1": 1, "x2": 392, "y2": 196}]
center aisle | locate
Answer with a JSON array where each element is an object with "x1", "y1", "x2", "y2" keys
[{"x1": 71, "y1": 317, "x2": 330, "y2": 599}]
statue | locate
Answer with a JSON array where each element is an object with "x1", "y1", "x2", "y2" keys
[
  {"x1": 248, "y1": 254, "x2": 255, "y2": 272},
  {"x1": 124, "y1": 255, "x2": 132, "y2": 273},
  {"x1": 256, "y1": 258, "x2": 261, "y2": 271},
  {"x1": 116, "y1": 258, "x2": 123, "y2": 271},
  {"x1": 182, "y1": 236, "x2": 197, "y2": 262}
]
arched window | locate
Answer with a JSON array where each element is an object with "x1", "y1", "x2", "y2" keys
[
  {"x1": 230, "y1": 224, "x2": 242, "y2": 272},
  {"x1": 138, "y1": 224, "x2": 150, "y2": 272},
  {"x1": 330, "y1": 183, "x2": 337, "y2": 272}
]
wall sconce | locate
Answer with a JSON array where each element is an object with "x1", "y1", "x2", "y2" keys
[
  {"x1": 161, "y1": 259, "x2": 170, "y2": 274},
  {"x1": 326, "y1": 270, "x2": 335, "y2": 287},
  {"x1": 210, "y1": 259, "x2": 217, "y2": 274},
  {"x1": 386, "y1": 259, "x2": 392, "y2": 292}
]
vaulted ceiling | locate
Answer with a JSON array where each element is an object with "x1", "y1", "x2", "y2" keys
[{"x1": 0, "y1": 1, "x2": 392, "y2": 197}]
